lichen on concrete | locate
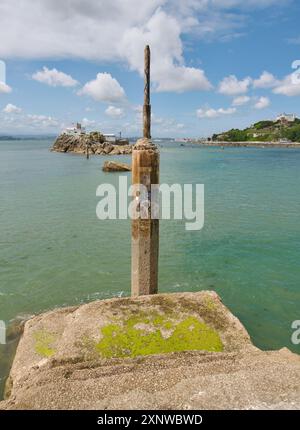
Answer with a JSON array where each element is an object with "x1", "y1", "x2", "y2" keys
[
  {"x1": 1, "y1": 292, "x2": 300, "y2": 410},
  {"x1": 33, "y1": 330, "x2": 56, "y2": 358},
  {"x1": 95, "y1": 311, "x2": 223, "y2": 358}
]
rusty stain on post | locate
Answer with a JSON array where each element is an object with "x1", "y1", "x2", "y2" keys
[{"x1": 131, "y1": 45, "x2": 159, "y2": 297}]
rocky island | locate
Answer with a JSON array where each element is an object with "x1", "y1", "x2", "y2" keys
[
  {"x1": 1, "y1": 291, "x2": 299, "y2": 410},
  {"x1": 51, "y1": 130, "x2": 132, "y2": 156}
]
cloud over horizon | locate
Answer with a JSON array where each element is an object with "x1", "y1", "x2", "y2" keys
[
  {"x1": 78, "y1": 73, "x2": 126, "y2": 103},
  {"x1": 254, "y1": 96, "x2": 270, "y2": 109},
  {"x1": 0, "y1": 0, "x2": 297, "y2": 136},
  {"x1": 32, "y1": 67, "x2": 78, "y2": 87},
  {"x1": 0, "y1": 81, "x2": 12, "y2": 94},
  {"x1": 3, "y1": 103, "x2": 22, "y2": 113},
  {"x1": 105, "y1": 105, "x2": 125, "y2": 118},
  {"x1": 197, "y1": 106, "x2": 236, "y2": 119},
  {"x1": 218, "y1": 75, "x2": 252, "y2": 96}
]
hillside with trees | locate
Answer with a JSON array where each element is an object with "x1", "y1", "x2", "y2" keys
[{"x1": 212, "y1": 118, "x2": 300, "y2": 143}]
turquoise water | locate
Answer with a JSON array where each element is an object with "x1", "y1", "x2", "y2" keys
[{"x1": 0, "y1": 139, "x2": 299, "y2": 394}]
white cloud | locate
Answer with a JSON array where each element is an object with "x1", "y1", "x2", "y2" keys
[
  {"x1": 78, "y1": 73, "x2": 126, "y2": 103},
  {"x1": 0, "y1": 2, "x2": 213, "y2": 94},
  {"x1": 155, "y1": 65, "x2": 212, "y2": 93},
  {"x1": 218, "y1": 75, "x2": 252, "y2": 95},
  {"x1": 232, "y1": 95, "x2": 250, "y2": 106},
  {"x1": 105, "y1": 105, "x2": 125, "y2": 118},
  {"x1": 81, "y1": 118, "x2": 96, "y2": 127},
  {"x1": 0, "y1": 109, "x2": 60, "y2": 132},
  {"x1": 0, "y1": 81, "x2": 12, "y2": 93},
  {"x1": 253, "y1": 71, "x2": 278, "y2": 89},
  {"x1": 254, "y1": 96, "x2": 270, "y2": 109},
  {"x1": 120, "y1": 9, "x2": 212, "y2": 93},
  {"x1": 273, "y1": 73, "x2": 300, "y2": 97},
  {"x1": 3, "y1": 103, "x2": 22, "y2": 113},
  {"x1": 26, "y1": 114, "x2": 59, "y2": 127},
  {"x1": 0, "y1": 1, "x2": 164, "y2": 59},
  {"x1": 197, "y1": 106, "x2": 236, "y2": 119},
  {"x1": 0, "y1": 1, "x2": 289, "y2": 96},
  {"x1": 0, "y1": 1, "x2": 287, "y2": 59},
  {"x1": 32, "y1": 67, "x2": 78, "y2": 87}
]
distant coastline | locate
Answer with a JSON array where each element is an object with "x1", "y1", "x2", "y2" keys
[
  {"x1": 209, "y1": 116, "x2": 300, "y2": 145},
  {"x1": 0, "y1": 135, "x2": 56, "y2": 141},
  {"x1": 193, "y1": 140, "x2": 300, "y2": 148},
  {"x1": 0, "y1": 136, "x2": 20, "y2": 141}
]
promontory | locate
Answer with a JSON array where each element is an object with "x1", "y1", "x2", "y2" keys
[{"x1": 51, "y1": 131, "x2": 132, "y2": 156}]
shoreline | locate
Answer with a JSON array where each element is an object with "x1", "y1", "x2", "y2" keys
[{"x1": 192, "y1": 141, "x2": 300, "y2": 148}]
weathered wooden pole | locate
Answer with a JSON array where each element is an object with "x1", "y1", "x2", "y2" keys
[
  {"x1": 143, "y1": 45, "x2": 151, "y2": 139},
  {"x1": 131, "y1": 45, "x2": 159, "y2": 297}
]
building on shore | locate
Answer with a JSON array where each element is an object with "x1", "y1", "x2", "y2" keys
[
  {"x1": 103, "y1": 133, "x2": 116, "y2": 143},
  {"x1": 62, "y1": 122, "x2": 86, "y2": 136},
  {"x1": 276, "y1": 113, "x2": 296, "y2": 123}
]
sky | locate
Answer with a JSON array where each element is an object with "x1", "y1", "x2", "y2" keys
[{"x1": 0, "y1": 0, "x2": 300, "y2": 137}]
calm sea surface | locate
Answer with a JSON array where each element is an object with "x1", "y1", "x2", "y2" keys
[{"x1": 0, "y1": 139, "x2": 299, "y2": 395}]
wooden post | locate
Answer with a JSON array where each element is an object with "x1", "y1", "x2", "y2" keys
[
  {"x1": 143, "y1": 45, "x2": 151, "y2": 139},
  {"x1": 131, "y1": 45, "x2": 159, "y2": 297}
]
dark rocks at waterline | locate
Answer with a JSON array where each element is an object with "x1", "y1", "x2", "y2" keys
[
  {"x1": 102, "y1": 161, "x2": 132, "y2": 172},
  {"x1": 51, "y1": 134, "x2": 132, "y2": 155}
]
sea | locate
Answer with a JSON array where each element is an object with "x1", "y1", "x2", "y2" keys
[{"x1": 0, "y1": 138, "x2": 299, "y2": 397}]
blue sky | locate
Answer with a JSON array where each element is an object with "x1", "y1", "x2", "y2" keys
[{"x1": 0, "y1": 0, "x2": 300, "y2": 137}]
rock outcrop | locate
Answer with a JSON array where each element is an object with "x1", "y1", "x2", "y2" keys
[
  {"x1": 1, "y1": 291, "x2": 299, "y2": 410},
  {"x1": 51, "y1": 134, "x2": 132, "y2": 155},
  {"x1": 102, "y1": 161, "x2": 131, "y2": 172}
]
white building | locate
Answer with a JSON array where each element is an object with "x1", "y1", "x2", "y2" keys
[
  {"x1": 62, "y1": 123, "x2": 86, "y2": 136},
  {"x1": 276, "y1": 113, "x2": 296, "y2": 123},
  {"x1": 103, "y1": 134, "x2": 116, "y2": 143}
]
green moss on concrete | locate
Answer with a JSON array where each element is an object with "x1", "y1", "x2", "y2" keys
[
  {"x1": 203, "y1": 297, "x2": 216, "y2": 311},
  {"x1": 95, "y1": 312, "x2": 223, "y2": 359},
  {"x1": 33, "y1": 330, "x2": 56, "y2": 357}
]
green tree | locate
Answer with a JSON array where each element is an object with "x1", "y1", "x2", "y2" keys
[
  {"x1": 283, "y1": 124, "x2": 300, "y2": 142},
  {"x1": 224, "y1": 129, "x2": 248, "y2": 142},
  {"x1": 253, "y1": 121, "x2": 274, "y2": 130}
]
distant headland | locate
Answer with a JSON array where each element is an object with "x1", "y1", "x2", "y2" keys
[
  {"x1": 176, "y1": 113, "x2": 300, "y2": 148},
  {"x1": 210, "y1": 113, "x2": 300, "y2": 146}
]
